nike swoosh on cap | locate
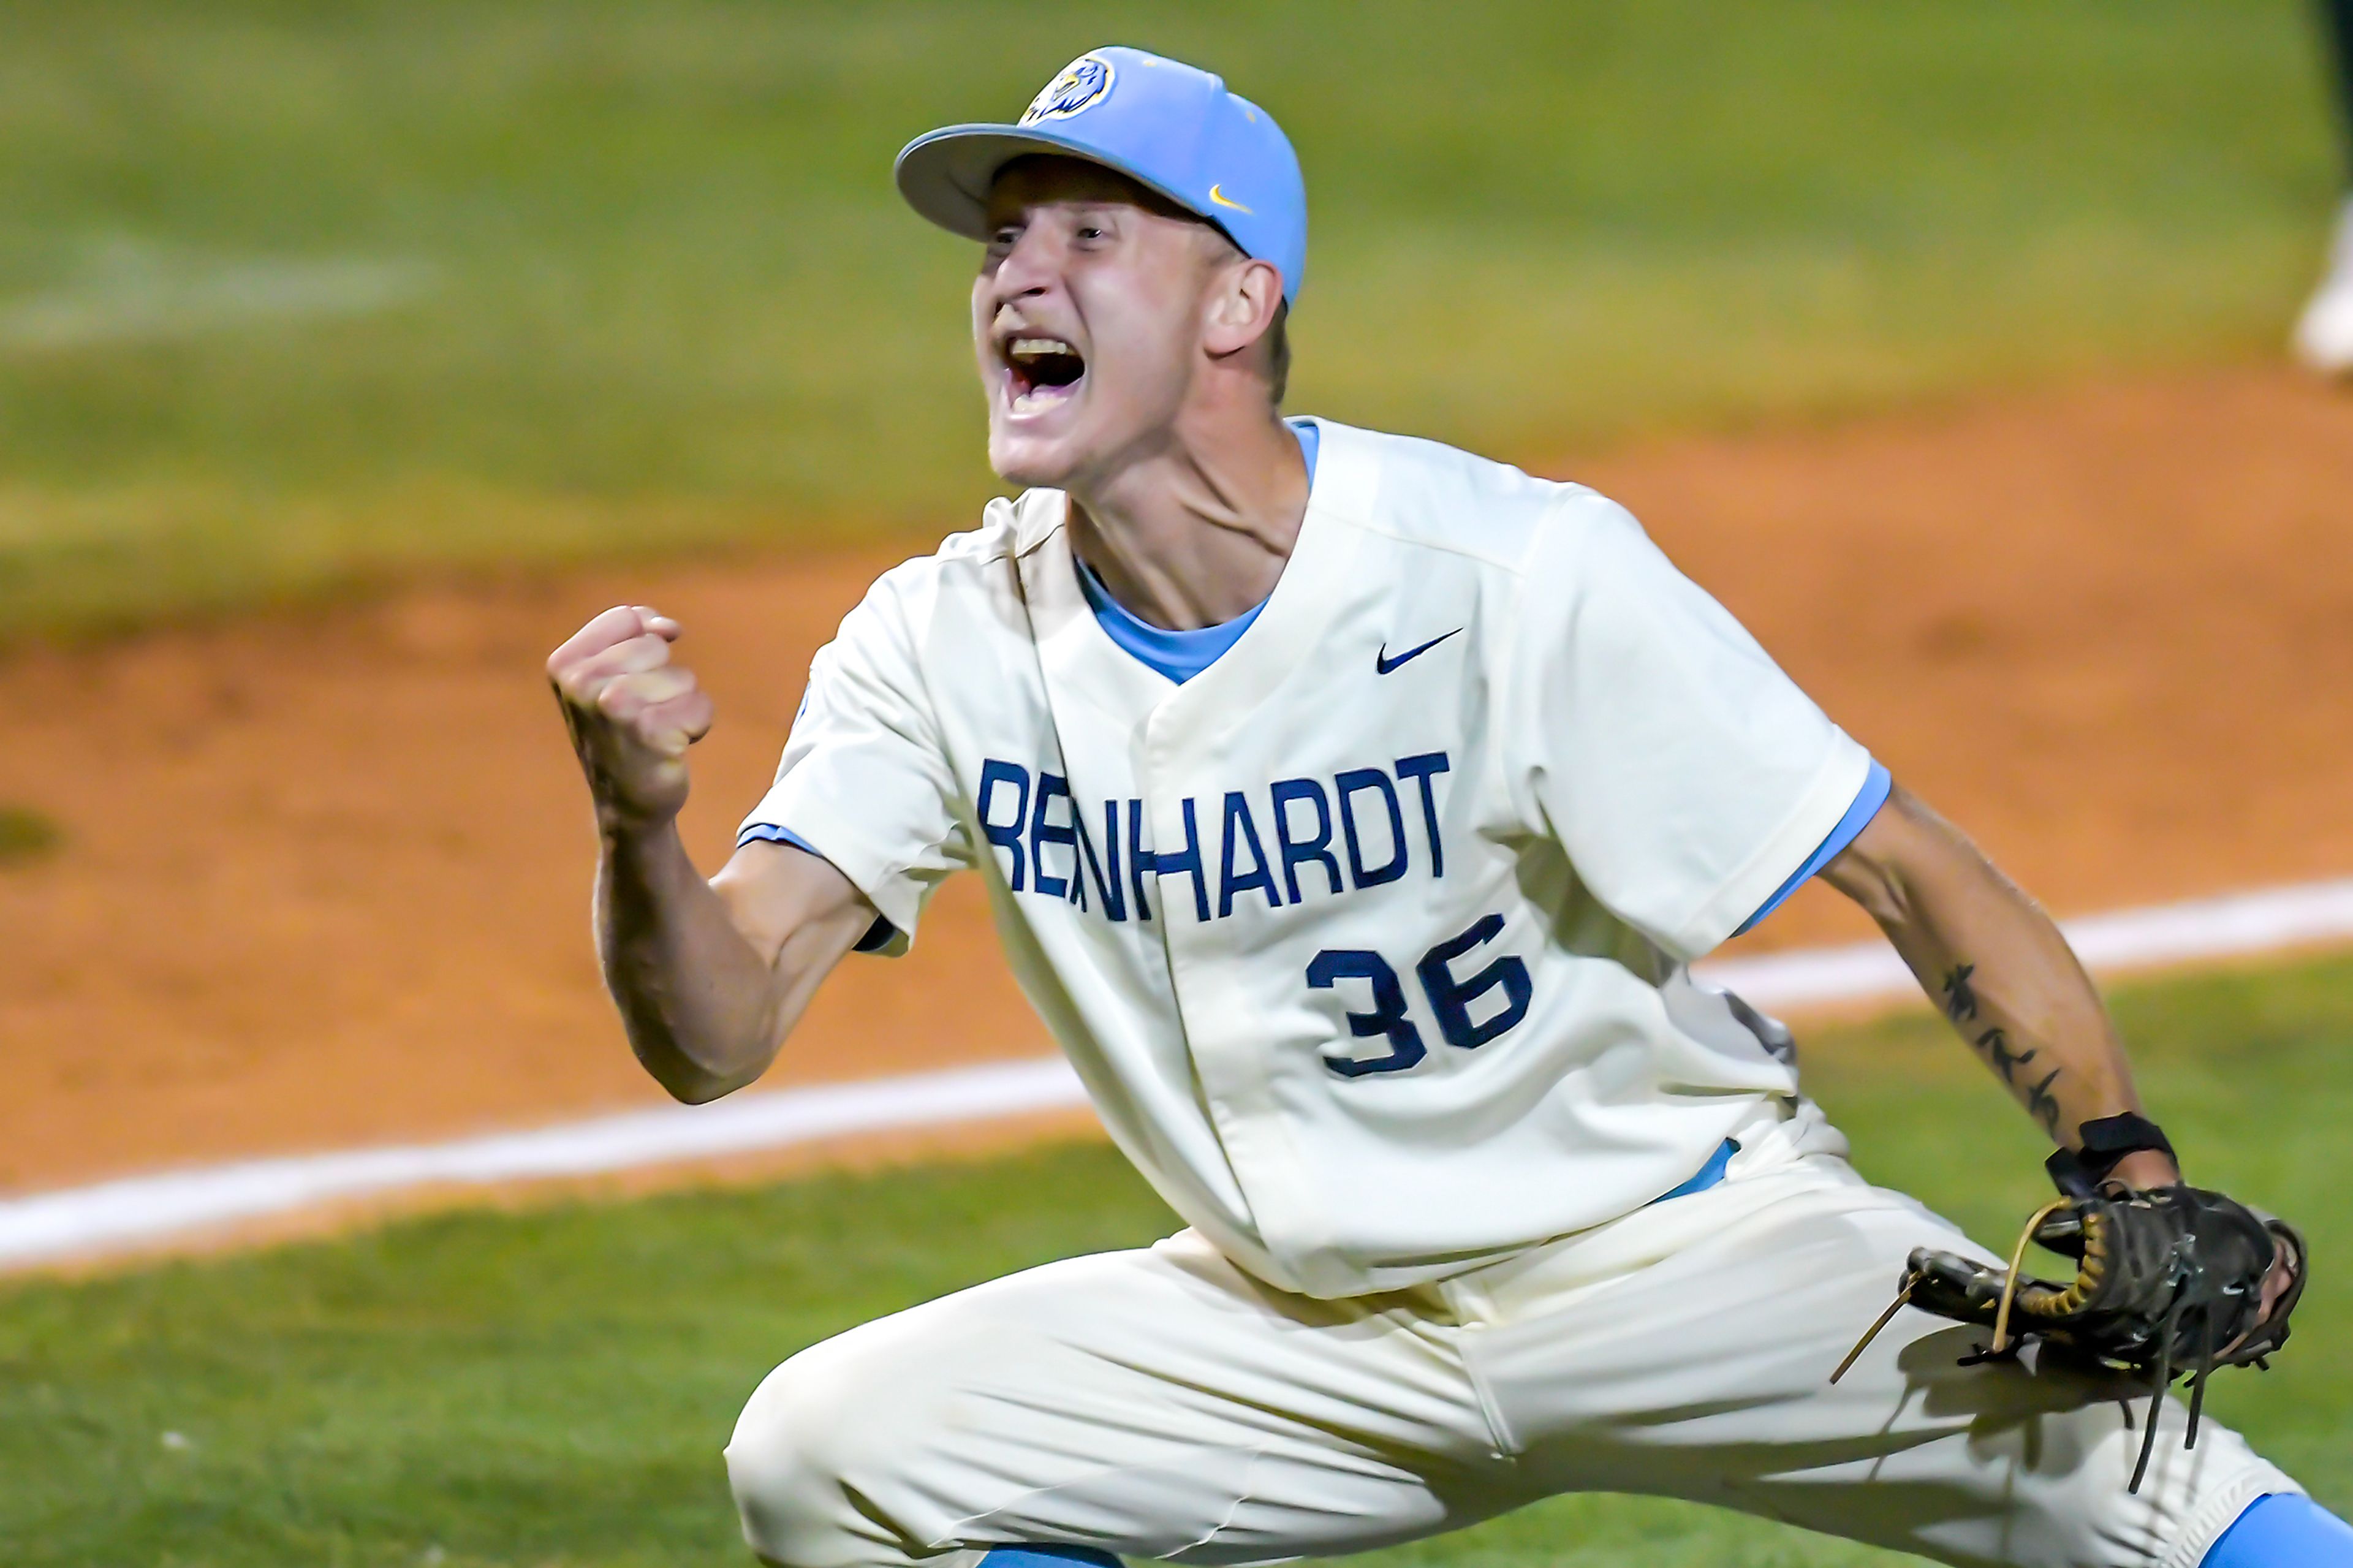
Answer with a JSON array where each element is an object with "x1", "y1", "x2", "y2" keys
[
  {"x1": 1374, "y1": 628, "x2": 1462, "y2": 674},
  {"x1": 1208, "y1": 183, "x2": 1252, "y2": 213}
]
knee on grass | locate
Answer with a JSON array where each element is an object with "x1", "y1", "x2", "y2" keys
[{"x1": 726, "y1": 1330, "x2": 944, "y2": 1568}]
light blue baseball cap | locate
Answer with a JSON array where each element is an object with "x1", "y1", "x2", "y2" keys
[{"x1": 895, "y1": 47, "x2": 1308, "y2": 308}]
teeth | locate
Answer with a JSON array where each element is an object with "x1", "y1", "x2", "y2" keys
[{"x1": 1008, "y1": 337, "x2": 1075, "y2": 360}]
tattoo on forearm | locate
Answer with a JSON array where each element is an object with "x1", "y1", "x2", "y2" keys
[
  {"x1": 1948, "y1": 968, "x2": 2067, "y2": 1137},
  {"x1": 1976, "y1": 1026, "x2": 2036, "y2": 1085},
  {"x1": 2026, "y1": 1067, "x2": 2064, "y2": 1137},
  {"x1": 1941, "y1": 963, "x2": 1979, "y2": 1023}
]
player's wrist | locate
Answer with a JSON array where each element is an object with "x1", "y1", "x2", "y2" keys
[
  {"x1": 588, "y1": 752, "x2": 692, "y2": 838},
  {"x1": 2104, "y1": 1148, "x2": 2183, "y2": 1191},
  {"x1": 596, "y1": 790, "x2": 687, "y2": 846},
  {"x1": 2045, "y1": 1111, "x2": 2179, "y2": 1194}
]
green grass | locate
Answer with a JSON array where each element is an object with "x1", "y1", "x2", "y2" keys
[
  {"x1": 0, "y1": 0, "x2": 2341, "y2": 634},
  {"x1": 2, "y1": 952, "x2": 2349, "y2": 1566},
  {"x1": 0, "y1": 805, "x2": 64, "y2": 866}
]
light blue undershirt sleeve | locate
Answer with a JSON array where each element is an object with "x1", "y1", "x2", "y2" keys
[
  {"x1": 735, "y1": 823, "x2": 896, "y2": 953},
  {"x1": 1731, "y1": 759, "x2": 1893, "y2": 937},
  {"x1": 2200, "y1": 1493, "x2": 2353, "y2": 1567},
  {"x1": 1072, "y1": 419, "x2": 1316, "y2": 686}
]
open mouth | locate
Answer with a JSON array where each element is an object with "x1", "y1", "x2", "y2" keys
[{"x1": 1002, "y1": 335, "x2": 1086, "y2": 414}]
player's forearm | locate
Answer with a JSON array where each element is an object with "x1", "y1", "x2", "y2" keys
[
  {"x1": 596, "y1": 820, "x2": 787, "y2": 1102},
  {"x1": 1821, "y1": 788, "x2": 2169, "y2": 1176}
]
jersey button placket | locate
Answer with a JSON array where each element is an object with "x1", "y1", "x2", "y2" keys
[{"x1": 1143, "y1": 712, "x2": 1326, "y2": 1287}]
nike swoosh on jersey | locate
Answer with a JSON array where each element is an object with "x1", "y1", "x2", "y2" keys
[
  {"x1": 1208, "y1": 184, "x2": 1252, "y2": 213},
  {"x1": 1374, "y1": 627, "x2": 1462, "y2": 673}
]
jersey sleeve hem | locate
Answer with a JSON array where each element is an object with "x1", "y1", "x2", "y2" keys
[
  {"x1": 735, "y1": 796, "x2": 922, "y2": 957},
  {"x1": 1729, "y1": 758, "x2": 1892, "y2": 939},
  {"x1": 1667, "y1": 733, "x2": 1874, "y2": 961},
  {"x1": 733, "y1": 824, "x2": 898, "y2": 953}
]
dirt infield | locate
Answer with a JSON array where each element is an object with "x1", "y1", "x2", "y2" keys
[{"x1": 4, "y1": 366, "x2": 2351, "y2": 1197}]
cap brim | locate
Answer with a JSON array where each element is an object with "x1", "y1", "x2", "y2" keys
[{"x1": 894, "y1": 123, "x2": 1216, "y2": 242}]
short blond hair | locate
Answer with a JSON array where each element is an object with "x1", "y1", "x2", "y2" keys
[{"x1": 1265, "y1": 303, "x2": 1290, "y2": 406}]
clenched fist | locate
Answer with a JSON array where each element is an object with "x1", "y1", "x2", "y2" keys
[{"x1": 548, "y1": 605, "x2": 716, "y2": 831}]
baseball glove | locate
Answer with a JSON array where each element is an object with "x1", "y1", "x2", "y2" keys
[{"x1": 1832, "y1": 1184, "x2": 2305, "y2": 1492}]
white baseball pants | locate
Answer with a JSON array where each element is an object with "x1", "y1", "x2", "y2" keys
[{"x1": 725, "y1": 1133, "x2": 2298, "y2": 1568}]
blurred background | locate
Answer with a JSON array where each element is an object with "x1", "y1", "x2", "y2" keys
[
  {"x1": 2, "y1": 2, "x2": 2352, "y2": 1564},
  {"x1": 0, "y1": 0, "x2": 2344, "y2": 629}
]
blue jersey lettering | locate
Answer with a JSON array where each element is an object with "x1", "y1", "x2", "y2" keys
[{"x1": 974, "y1": 750, "x2": 1451, "y2": 925}]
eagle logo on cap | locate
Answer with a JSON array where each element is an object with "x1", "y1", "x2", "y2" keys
[{"x1": 1020, "y1": 54, "x2": 1115, "y2": 125}]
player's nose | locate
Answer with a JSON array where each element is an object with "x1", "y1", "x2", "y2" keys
[{"x1": 988, "y1": 222, "x2": 1063, "y2": 305}]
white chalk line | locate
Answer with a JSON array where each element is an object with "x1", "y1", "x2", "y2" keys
[
  {"x1": 1702, "y1": 875, "x2": 2353, "y2": 1009},
  {"x1": 6, "y1": 877, "x2": 2352, "y2": 1271}
]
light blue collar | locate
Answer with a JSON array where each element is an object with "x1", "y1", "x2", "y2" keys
[{"x1": 1074, "y1": 419, "x2": 1317, "y2": 685}]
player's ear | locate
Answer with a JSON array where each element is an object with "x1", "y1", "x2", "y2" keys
[{"x1": 1201, "y1": 256, "x2": 1283, "y2": 362}]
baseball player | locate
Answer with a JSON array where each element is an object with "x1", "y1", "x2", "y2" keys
[
  {"x1": 2296, "y1": 0, "x2": 2353, "y2": 373},
  {"x1": 549, "y1": 48, "x2": 2346, "y2": 1568}
]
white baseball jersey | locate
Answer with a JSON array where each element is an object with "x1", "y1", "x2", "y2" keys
[{"x1": 742, "y1": 419, "x2": 1872, "y2": 1300}]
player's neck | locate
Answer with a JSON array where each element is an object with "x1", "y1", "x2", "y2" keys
[{"x1": 1064, "y1": 404, "x2": 1306, "y2": 632}]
